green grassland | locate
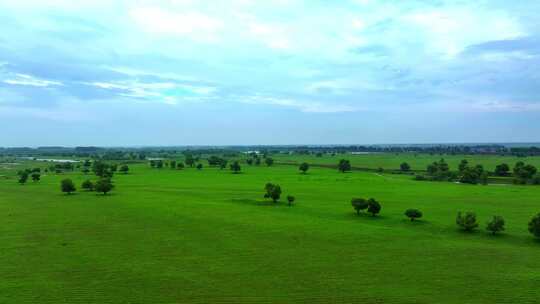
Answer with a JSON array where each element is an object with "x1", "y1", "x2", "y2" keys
[
  {"x1": 1, "y1": 158, "x2": 540, "y2": 303},
  {"x1": 273, "y1": 152, "x2": 540, "y2": 172}
]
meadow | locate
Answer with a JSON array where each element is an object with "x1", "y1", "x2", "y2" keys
[{"x1": 1, "y1": 155, "x2": 540, "y2": 303}]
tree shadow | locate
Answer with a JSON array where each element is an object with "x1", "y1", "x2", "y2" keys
[{"x1": 230, "y1": 198, "x2": 282, "y2": 206}]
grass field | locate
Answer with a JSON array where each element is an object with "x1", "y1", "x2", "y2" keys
[{"x1": 1, "y1": 158, "x2": 540, "y2": 303}]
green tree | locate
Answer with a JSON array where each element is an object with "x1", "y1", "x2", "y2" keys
[
  {"x1": 299, "y1": 162, "x2": 309, "y2": 174},
  {"x1": 400, "y1": 162, "x2": 411, "y2": 172},
  {"x1": 177, "y1": 162, "x2": 185, "y2": 170},
  {"x1": 367, "y1": 198, "x2": 381, "y2": 216},
  {"x1": 170, "y1": 160, "x2": 177, "y2": 170},
  {"x1": 230, "y1": 161, "x2": 241, "y2": 174},
  {"x1": 264, "y1": 183, "x2": 282, "y2": 203},
  {"x1": 528, "y1": 213, "x2": 540, "y2": 238},
  {"x1": 61, "y1": 179, "x2": 76, "y2": 195},
  {"x1": 81, "y1": 179, "x2": 94, "y2": 191},
  {"x1": 94, "y1": 178, "x2": 114, "y2": 195},
  {"x1": 185, "y1": 155, "x2": 195, "y2": 167},
  {"x1": 351, "y1": 198, "x2": 368, "y2": 215},
  {"x1": 287, "y1": 195, "x2": 295, "y2": 206},
  {"x1": 265, "y1": 157, "x2": 274, "y2": 166},
  {"x1": 404, "y1": 209, "x2": 423, "y2": 221},
  {"x1": 196, "y1": 163, "x2": 203, "y2": 170},
  {"x1": 18, "y1": 172, "x2": 29, "y2": 184},
  {"x1": 458, "y1": 159, "x2": 469, "y2": 173},
  {"x1": 486, "y1": 216, "x2": 505, "y2": 235},
  {"x1": 456, "y1": 211, "x2": 478, "y2": 232},
  {"x1": 494, "y1": 163, "x2": 510, "y2": 176},
  {"x1": 338, "y1": 159, "x2": 351, "y2": 173},
  {"x1": 119, "y1": 165, "x2": 129, "y2": 174},
  {"x1": 246, "y1": 158, "x2": 254, "y2": 165},
  {"x1": 31, "y1": 173, "x2": 40, "y2": 182}
]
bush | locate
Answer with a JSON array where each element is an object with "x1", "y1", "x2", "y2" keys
[
  {"x1": 456, "y1": 211, "x2": 478, "y2": 232},
  {"x1": 404, "y1": 209, "x2": 423, "y2": 221},
  {"x1": 486, "y1": 216, "x2": 505, "y2": 235},
  {"x1": 414, "y1": 175, "x2": 426, "y2": 181},
  {"x1": 94, "y1": 178, "x2": 114, "y2": 195},
  {"x1": 367, "y1": 198, "x2": 381, "y2": 216},
  {"x1": 528, "y1": 213, "x2": 540, "y2": 238},
  {"x1": 351, "y1": 198, "x2": 369, "y2": 215}
]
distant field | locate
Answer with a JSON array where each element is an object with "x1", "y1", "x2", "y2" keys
[
  {"x1": 1, "y1": 158, "x2": 540, "y2": 303},
  {"x1": 273, "y1": 153, "x2": 540, "y2": 172}
]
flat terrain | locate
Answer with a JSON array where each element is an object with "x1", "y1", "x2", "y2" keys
[{"x1": 1, "y1": 157, "x2": 540, "y2": 303}]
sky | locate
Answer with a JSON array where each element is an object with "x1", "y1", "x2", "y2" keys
[{"x1": 1, "y1": 0, "x2": 540, "y2": 146}]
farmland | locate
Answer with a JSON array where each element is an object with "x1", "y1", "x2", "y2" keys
[{"x1": 1, "y1": 154, "x2": 540, "y2": 303}]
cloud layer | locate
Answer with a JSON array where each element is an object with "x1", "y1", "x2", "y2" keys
[{"x1": 1, "y1": 0, "x2": 539, "y2": 145}]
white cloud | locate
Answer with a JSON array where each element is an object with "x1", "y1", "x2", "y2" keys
[
  {"x1": 3, "y1": 74, "x2": 62, "y2": 87},
  {"x1": 240, "y1": 94, "x2": 359, "y2": 113},
  {"x1": 129, "y1": 7, "x2": 223, "y2": 42}
]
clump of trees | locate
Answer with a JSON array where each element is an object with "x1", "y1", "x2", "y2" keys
[
  {"x1": 459, "y1": 164, "x2": 488, "y2": 185},
  {"x1": 61, "y1": 179, "x2": 76, "y2": 195},
  {"x1": 456, "y1": 211, "x2": 479, "y2": 232},
  {"x1": 338, "y1": 159, "x2": 351, "y2": 173},
  {"x1": 404, "y1": 209, "x2": 423, "y2": 221},
  {"x1": 351, "y1": 198, "x2": 380, "y2": 216},
  {"x1": 265, "y1": 157, "x2": 274, "y2": 167},
  {"x1": 299, "y1": 162, "x2": 309, "y2": 174},
  {"x1": 494, "y1": 163, "x2": 510, "y2": 176},
  {"x1": 513, "y1": 162, "x2": 538, "y2": 184},
  {"x1": 264, "y1": 183, "x2": 282, "y2": 203},
  {"x1": 196, "y1": 163, "x2": 203, "y2": 170},
  {"x1": 426, "y1": 159, "x2": 455, "y2": 181},
  {"x1": 119, "y1": 165, "x2": 129, "y2": 174}
]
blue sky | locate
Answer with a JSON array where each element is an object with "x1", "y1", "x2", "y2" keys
[{"x1": 1, "y1": 0, "x2": 539, "y2": 146}]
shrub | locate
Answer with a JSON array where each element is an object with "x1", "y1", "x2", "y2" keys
[
  {"x1": 338, "y1": 159, "x2": 351, "y2": 173},
  {"x1": 351, "y1": 198, "x2": 369, "y2": 215},
  {"x1": 456, "y1": 211, "x2": 478, "y2": 232},
  {"x1": 528, "y1": 213, "x2": 540, "y2": 238},
  {"x1": 299, "y1": 162, "x2": 309, "y2": 174},
  {"x1": 414, "y1": 175, "x2": 426, "y2": 181},
  {"x1": 486, "y1": 216, "x2": 505, "y2": 235},
  {"x1": 404, "y1": 209, "x2": 423, "y2": 221}
]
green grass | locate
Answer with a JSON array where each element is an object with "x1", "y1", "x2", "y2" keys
[
  {"x1": 1, "y1": 160, "x2": 540, "y2": 303},
  {"x1": 273, "y1": 152, "x2": 540, "y2": 172}
]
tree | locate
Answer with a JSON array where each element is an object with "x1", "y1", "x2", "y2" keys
[
  {"x1": 81, "y1": 179, "x2": 94, "y2": 191},
  {"x1": 185, "y1": 155, "x2": 195, "y2": 167},
  {"x1": 400, "y1": 162, "x2": 411, "y2": 172},
  {"x1": 94, "y1": 178, "x2": 114, "y2": 195},
  {"x1": 61, "y1": 179, "x2": 76, "y2": 195},
  {"x1": 31, "y1": 173, "x2": 41, "y2": 182},
  {"x1": 92, "y1": 161, "x2": 113, "y2": 178},
  {"x1": 299, "y1": 162, "x2": 309, "y2": 174},
  {"x1": 156, "y1": 160, "x2": 163, "y2": 169},
  {"x1": 486, "y1": 216, "x2": 505, "y2": 235},
  {"x1": 456, "y1": 211, "x2": 478, "y2": 232},
  {"x1": 119, "y1": 165, "x2": 129, "y2": 174},
  {"x1": 170, "y1": 160, "x2": 176, "y2": 170},
  {"x1": 264, "y1": 183, "x2": 282, "y2": 203},
  {"x1": 220, "y1": 159, "x2": 228, "y2": 170},
  {"x1": 246, "y1": 158, "x2": 254, "y2": 165},
  {"x1": 265, "y1": 157, "x2": 274, "y2": 167},
  {"x1": 18, "y1": 172, "x2": 29, "y2": 185},
  {"x1": 528, "y1": 213, "x2": 540, "y2": 238},
  {"x1": 287, "y1": 195, "x2": 295, "y2": 206},
  {"x1": 196, "y1": 163, "x2": 203, "y2": 170},
  {"x1": 255, "y1": 158, "x2": 261, "y2": 166},
  {"x1": 458, "y1": 159, "x2": 469, "y2": 173},
  {"x1": 514, "y1": 162, "x2": 537, "y2": 184},
  {"x1": 367, "y1": 198, "x2": 381, "y2": 216},
  {"x1": 351, "y1": 198, "x2": 368, "y2": 215},
  {"x1": 494, "y1": 163, "x2": 510, "y2": 177},
  {"x1": 177, "y1": 162, "x2": 185, "y2": 170},
  {"x1": 404, "y1": 209, "x2": 423, "y2": 221},
  {"x1": 338, "y1": 159, "x2": 351, "y2": 173},
  {"x1": 230, "y1": 161, "x2": 241, "y2": 174}
]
